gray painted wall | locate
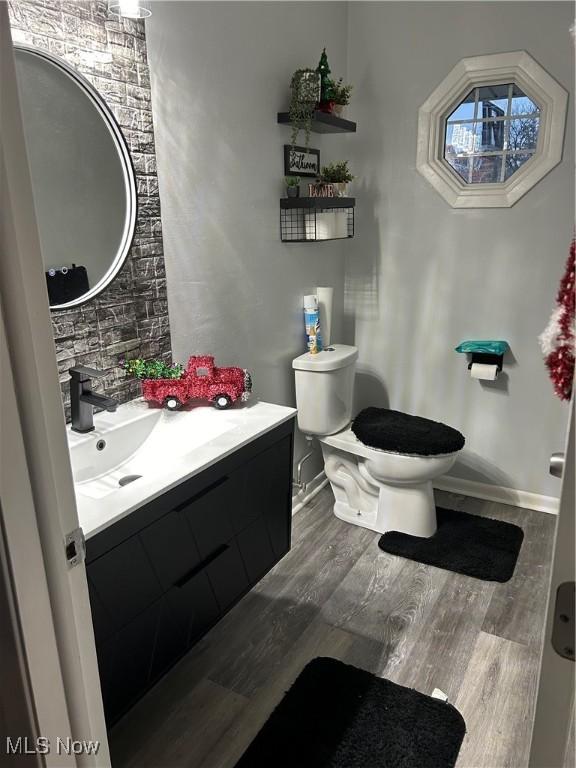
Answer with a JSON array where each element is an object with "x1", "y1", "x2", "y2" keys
[
  {"x1": 147, "y1": 1, "x2": 573, "y2": 499},
  {"x1": 346, "y1": 1, "x2": 574, "y2": 498},
  {"x1": 146, "y1": 1, "x2": 350, "y2": 482}
]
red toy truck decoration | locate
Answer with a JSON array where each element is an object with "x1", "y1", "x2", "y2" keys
[{"x1": 142, "y1": 355, "x2": 252, "y2": 411}]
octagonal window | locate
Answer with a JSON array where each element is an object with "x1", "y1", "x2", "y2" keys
[
  {"x1": 444, "y1": 83, "x2": 540, "y2": 184},
  {"x1": 417, "y1": 52, "x2": 567, "y2": 207}
]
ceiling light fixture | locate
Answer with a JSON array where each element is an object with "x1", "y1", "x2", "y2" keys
[{"x1": 108, "y1": 0, "x2": 151, "y2": 19}]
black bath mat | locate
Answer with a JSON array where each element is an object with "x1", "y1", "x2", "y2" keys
[
  {"x1": 235, "y1": 657, "x2": 466, "y2": 768},
  {"x1": 379, "y1": 507, "x2": 524, "y2": 582}
]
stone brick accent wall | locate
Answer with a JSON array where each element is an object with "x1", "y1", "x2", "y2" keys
[{"x1": 8, "y1": 0, "x2": 171, "y2": 418}]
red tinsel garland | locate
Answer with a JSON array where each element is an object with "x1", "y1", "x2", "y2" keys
[{"x1": 541, "y1": 240, "x2": 575, "y2": 401}]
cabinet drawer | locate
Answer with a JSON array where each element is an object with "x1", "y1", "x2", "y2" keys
[
  {"x1": 95, "y1": 636, "x2": 115, "y2": 725},
  {"x1": 89, "y1": 536, "x2": 162, "y2": 629},
  {"x1": 239, "y1": 435, "x2": 292, "y2": 557},
  {"x1": 165, "y1": 569, "x2": 220, "y2": 646},
  {"x1": 87, "y1": 575, "x2": 115, "y2": 647},
  {"x1": 205, "y1": 539, "x2": 249, "y2": 611},
  {"x1": 262, "y1": 437, "x2": 292, "y2": 557},
  {"x1": 149, "y1": 598, "x2": 188, "y2": 682},
  {"x1": 181, "y1": 475, "x2": 242, "y2": 559},
  {"x1": 101, "y1": 600, "x2": 162, "y2": 723},
  {"x1": 140, "y1": 508, "x2": 202, "y2": 591},
  {"x1": 237, "y1": 516, "x2": 277, "y2": 584}
]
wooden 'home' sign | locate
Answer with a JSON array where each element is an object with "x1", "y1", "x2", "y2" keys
[{"x1": 308, "y1": 183, "x2": 335, "y2": 197}]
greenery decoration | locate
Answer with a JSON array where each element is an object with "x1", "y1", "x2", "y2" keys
[
  {"x1": 319, "y1": 161, "x2": 354, "y2": 183},
  {"x1": 122, "y1": 358, "x2": 184, "y2": 380},
  {"x1": 332, "y1": 78, "x2": 353, "y2": 106},
  {"x1": 289, "y1": 68, "x2": 320, "y2": 149},
  {"x1": 285, "y1": 175, "x2": 301, "y2": 187}
]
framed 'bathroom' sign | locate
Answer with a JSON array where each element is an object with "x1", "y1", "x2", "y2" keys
[{"x1": 284, "y1": 145, "x2": 320, "y2": 177}]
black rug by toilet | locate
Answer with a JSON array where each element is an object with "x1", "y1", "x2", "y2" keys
[
  {"x1": 235, "y1": 657, "x2": 466, "y2": 768},
  {"x1": 379, "y1": 507, "x2": 524, "y2": 582}
]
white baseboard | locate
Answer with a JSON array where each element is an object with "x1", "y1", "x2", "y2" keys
[
  {"x1": 292, "y1": 471, "x2": 328, "y2": 515},
  {"x1": 292, "y1": 470, "x2": 559, "y2": 516},
  {"x1": 434, "y1": 475, "x2": 559, "y2": 515}
]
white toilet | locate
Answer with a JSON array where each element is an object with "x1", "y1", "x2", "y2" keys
[{"x1": 292, "y1": 344, "x2": 464, "y2": 538}]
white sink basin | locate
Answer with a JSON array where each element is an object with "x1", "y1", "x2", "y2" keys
[
  {"x1": 68, "y1": 400, "x2": 234, "y2": 499},
  {"x1": 67, "y1": 398, "x2": 297, "y2": 539}
]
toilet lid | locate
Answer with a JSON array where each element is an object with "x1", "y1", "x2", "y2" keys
[{"x1": 352, "y1": 407, "x2": 465, "y2": 456}]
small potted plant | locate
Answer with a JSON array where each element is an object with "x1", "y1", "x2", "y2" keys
[
  {"x1": 319, "y1": 161, "x2": 354, "y2": 196},
  {"x1": 289, "y1": 69, "x2": 320, "y2": 149},
  {"x1": 332, "y1": 78, "x2": 353, "y2": 116},
  {"x1": 285, "y1": 176, "x2": 301, "y2": 198},
  {"x1": 318, "y1": 78, "x2": 336, "y2": 113}
]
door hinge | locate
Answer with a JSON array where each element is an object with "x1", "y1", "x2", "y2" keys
[
  {"x1": 551, "y1": 581, "x2": 575, "y2": 661},
  {"x1": 65, "y1": 527, "x2": 86, "y2": 569}
]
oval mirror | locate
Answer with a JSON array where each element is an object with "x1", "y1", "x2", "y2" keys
[{"x1": 14, "y1": 46, "x2": 137, "y2": 310}]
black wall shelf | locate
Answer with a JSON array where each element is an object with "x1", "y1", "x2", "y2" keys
[
  {"x1": 280, "y1": 196, "x2": 355, "y2": 209},
  {"x1": 277, "y1": 110, "x2": 356, "y2": 134}
]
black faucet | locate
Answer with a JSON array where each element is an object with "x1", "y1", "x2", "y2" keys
[{"x1": 69, "y1": 366, "x2": 118, "y2": 433}]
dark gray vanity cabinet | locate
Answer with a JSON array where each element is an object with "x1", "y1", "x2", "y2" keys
[{"x1": 85, "y1": 419, "x2": 294, "y2": 725}]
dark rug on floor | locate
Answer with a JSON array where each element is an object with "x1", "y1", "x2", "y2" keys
[
  {"x1": 235, "y1": 657, "x2": 466, "y2": 768},
  {"x1": 378, "y1": 506, "x2": 524, "y2": 582}
]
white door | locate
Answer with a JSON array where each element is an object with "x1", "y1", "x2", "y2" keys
[
  {"x1": 0, "y1": 6, "x2": 110, "y2": 765},
  {"x1": 529, "y1": 398, "x2": 575, "y2": 767}
]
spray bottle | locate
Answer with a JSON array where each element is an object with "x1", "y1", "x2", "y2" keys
[{"x1": 303, "y1": 295, "x2": 322, "y2": 354}]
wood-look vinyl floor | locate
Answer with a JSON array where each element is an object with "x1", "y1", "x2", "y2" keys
[{"x1": 110, "y1": 488, "x2": 556, "y2": 768}]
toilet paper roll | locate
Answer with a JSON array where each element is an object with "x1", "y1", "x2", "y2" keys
[
  {"x1": 305, "y1": 212, "x2": 334, "y2": 240},
  {"x1": 470, "y1": 362, "x2": 498, "y2": 380},
  {"x1": 317, "y1": 286, "x2": 334, "y2": 348}
]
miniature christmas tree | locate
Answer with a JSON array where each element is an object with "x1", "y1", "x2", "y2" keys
[
  {"x1": 122, "y1": 358, "x2": 183, "y2": 380},
  {"x1": 316, "y1": 48, "x2": 334, "y2": 104}
]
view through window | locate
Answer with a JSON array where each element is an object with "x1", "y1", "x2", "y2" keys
[{"x1": 444, "y1": 83, "x2": 540, "y2": 184}]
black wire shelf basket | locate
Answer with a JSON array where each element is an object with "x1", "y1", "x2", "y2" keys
[{"x1": 280, "y1": 197, "x2": 355, "y2": 243}]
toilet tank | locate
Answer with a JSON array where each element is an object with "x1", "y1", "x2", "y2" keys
[{"x1": 292, "y1": 344, "x2": 358, "y2": 436}]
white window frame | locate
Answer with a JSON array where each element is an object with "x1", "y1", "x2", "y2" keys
[{"x1": 416, "y1": 51, "x2": 568, "y2": 208}]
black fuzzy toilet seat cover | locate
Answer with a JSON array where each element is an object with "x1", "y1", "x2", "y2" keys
[{"x1": 352, "y1": 407, "x2": 465, "y2": 456}]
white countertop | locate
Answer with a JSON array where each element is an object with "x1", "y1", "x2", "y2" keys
[{"x1": 69, "y1": 398, "x2": 296, "y2": 539}]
